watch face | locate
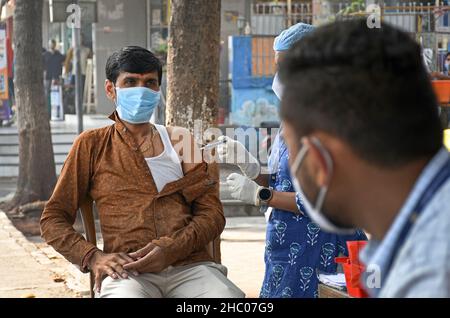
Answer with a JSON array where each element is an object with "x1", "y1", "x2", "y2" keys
[{"x1": 259, "y1": 188, "x2": 272, "y2": 201}]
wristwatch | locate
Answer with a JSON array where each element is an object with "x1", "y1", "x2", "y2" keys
[{"x1": 257, "y1": 187, "x2": 273, "y2": 213}]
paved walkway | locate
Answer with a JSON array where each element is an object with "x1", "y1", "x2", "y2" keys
[
  {"x1": 0, "y1": 212, "x2": 84, "y2": 298},
  {"x1": 210, "y1": 217, "x2": 267, "y2": 298}
]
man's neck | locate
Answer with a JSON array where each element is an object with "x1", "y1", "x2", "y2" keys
[
  {"x1": 122, "y1": 121, "x2": 151, "y2": 139},
  {"x1": 350, "y1": 157, "x2": 431, "y2": 241}
]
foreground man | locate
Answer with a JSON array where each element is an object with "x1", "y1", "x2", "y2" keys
[
  {"x1": 280, "y1": 20, "x2": 450, "y2": 297},
  {"x1": 40, "y1": 46, "x2": 244, "y2": 298}
]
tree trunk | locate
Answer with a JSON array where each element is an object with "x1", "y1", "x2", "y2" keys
[
  {"x1": 3, "y1": 0, "x2": 56, "y2": 213},
  {"x1": 166, "y1": 0, "x2": 221, "y2": 135}
]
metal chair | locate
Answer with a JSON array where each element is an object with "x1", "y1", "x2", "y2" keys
[{"x1": 78, "y1": 196, "x2": 97, "y2": 298}]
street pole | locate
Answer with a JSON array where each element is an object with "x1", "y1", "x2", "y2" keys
[
  {"x1": 287, "y1": 0, "x2": 292, "y2": 28},
  {"x1": 73, "y1": 0, "x2": 83, "y2": 134}
]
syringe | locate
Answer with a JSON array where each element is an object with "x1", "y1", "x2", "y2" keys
[{"x1": 200, "y1": 139, "x2": 227, "y2": 150}]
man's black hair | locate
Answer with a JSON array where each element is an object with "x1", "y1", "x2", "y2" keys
[
  {"x1": 105, "y1": 46, "x2": 162, "y2": 85},
  {"x1": 279, "y1": 19, "x2": 443, "y2": 167}
]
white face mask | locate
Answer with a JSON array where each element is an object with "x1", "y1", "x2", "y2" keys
[
  {"x1": 272, "y1": 72, "x2": 284, "y2": 100},
  {"x1": 290, "y1": 137, "x2": 356, "y2": 235}
]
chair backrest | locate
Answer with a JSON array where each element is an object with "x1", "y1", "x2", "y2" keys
[
  {"x1": 78, "y1": 197, "x2": 221, "y2": 298},
  {"x1": 78, "y1": 196, "x2": 96, "y2": 298}
]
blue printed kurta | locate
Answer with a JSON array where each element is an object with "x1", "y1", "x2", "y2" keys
[{"x1": 260, "y1": 133, "x2": 367, "y2": 298}]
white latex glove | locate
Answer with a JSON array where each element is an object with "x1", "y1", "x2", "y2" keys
[
  {"x1": 217, "y1": 136, "x2": 261, "y2": 180},
  {"x1": 226, "y1": 173, "x2": 262, "y2": 206}
]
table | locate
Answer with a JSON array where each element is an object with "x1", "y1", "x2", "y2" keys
[{"x1": 318, "y1": 283, "x2": 351, "y2": 298}]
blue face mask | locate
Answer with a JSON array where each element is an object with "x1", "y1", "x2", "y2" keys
[
  {"x1": 272, "y1": 72, "x2": 284, "y2": 100},
  {"x1": 114, "y1": 86, "x2": 161, "y2": 124}
]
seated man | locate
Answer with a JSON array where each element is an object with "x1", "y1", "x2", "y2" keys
[{"x1": 40, "y1": 46, "x2": 245, "y2": 298}]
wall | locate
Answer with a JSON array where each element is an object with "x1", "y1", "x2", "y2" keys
[
  {"x1": 94, "y1": 0, "x2": 148, "y2": 115},
  {"x1": 89, "y1": 0, "x2": 253, "y2": 116},
  {"x1": 229, "y1": 35, "x2": 279, "y2": 127},
  {"x1": 219, "y1": 0, "x2": 251, "y2": 117},
  {"x1": 92, "y1": 0, "x2": 251, "y2": 116}
]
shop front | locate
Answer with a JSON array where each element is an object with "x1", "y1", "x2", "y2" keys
[{"x1": 0, "y1": 0, "x2": 14, "y2": 127}]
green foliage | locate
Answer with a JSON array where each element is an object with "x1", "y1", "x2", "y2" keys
[{"x1": 338, "y1": 0, "x2": 365, "y2": 16}]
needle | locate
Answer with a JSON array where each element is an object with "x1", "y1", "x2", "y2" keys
[{"x1": 200, "y1": 139, "x2": 227, "y2": 150}]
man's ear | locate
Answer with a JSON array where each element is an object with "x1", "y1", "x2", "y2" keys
[
  {"x1": 105, "y1": 80, "x2": 116, "y2": 102},
  {"x1": 305, "y1": 138, "x2": 331, "y2": 187}
]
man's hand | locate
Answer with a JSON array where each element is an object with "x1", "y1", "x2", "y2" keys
[
  {"x1": 88, "y1": 250, "x2": 137, "y2": 293},
  {"x1": 123, "y1": 243, "x2": 167, "y2": 274}
]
